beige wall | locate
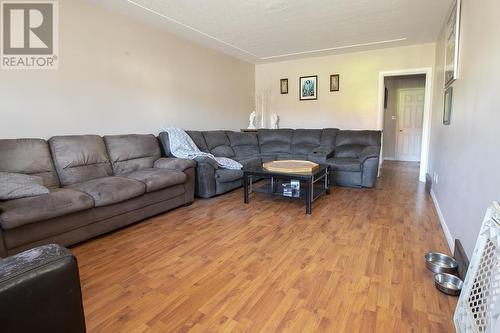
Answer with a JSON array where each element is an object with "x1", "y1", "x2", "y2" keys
[
  {"x1": 428, "y1": 0, "x2": 500, "y2": 256},
  {"x1": 0, "y1": 0, "x2": 255, "y2": 139},
  {"x1": 255, "y1": 44, "x2": 435, "y2": 130},
  {"x1": 383, "y1": 75, "x2": 426, "y2": 159}
]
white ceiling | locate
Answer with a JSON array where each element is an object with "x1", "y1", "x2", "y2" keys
[{"x1": 95, "y1": 0, "x2": 452, "y2": 63}]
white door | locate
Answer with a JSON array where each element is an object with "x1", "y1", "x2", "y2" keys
[{"x1": 396, "y1": 88, "x2": 425, "y2": 162}]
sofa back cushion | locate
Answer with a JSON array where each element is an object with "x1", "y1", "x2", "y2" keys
[
  {"x1": 336, "y1": 130, "x2": 381, "y2": 147},
  {"x1": 49, "y1": 135, "x2": 112, "y2": 186},
  {"x1": 258, "y1": 129, "x2": 293, "y2": 154},
  {"x1": 104, "y1": 134, "x2": 161, "y2": 175},
  {"x1": 319, "y1": 128, "x2": 340, "y2": 152},
  {"x1": 0, "y1": 139, "x2": 60, "y2": 188},
  {"x1": 186, "y1": 131, "x2": 210, "y2": 153},
  {"x1": 202, "y1": 131, "x2": 235, "y2": 157},
  {"x1": 226, "y1": 131, "x2": 260, "y2": 157},
  {"x1": 292, "y1": 129, "x2": 322, "y2": 154}
]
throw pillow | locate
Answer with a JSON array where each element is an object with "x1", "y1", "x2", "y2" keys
[{"x1": 0, "y1": 172, "x2": 50, "y2": 200}]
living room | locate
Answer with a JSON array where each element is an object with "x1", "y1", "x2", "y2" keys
[{"x1": 0, "y1": 0, "x2": 499, "y2": 332}]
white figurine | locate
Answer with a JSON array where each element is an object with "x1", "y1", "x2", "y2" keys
[
  {"x1": 270, "y1": 113, "x2": 279, "y2": 129},
  {"x1": 248, "y1": 111, "x2": 256, "y2": 129}
]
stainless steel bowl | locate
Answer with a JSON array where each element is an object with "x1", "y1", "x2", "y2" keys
[
  {"x1": 434, "y1": 273, "x2": 463, "y2": 296},
  {"x1": 425, "y1": 252, "x2": 458, "y2": 274}
]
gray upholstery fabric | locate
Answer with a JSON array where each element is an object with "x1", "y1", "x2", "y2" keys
[
  {"x1": 153, "y1": 157, "x2": 196, "y2": 171},
  {"x1": 124, "y1": 168, "x2": 187, "y2": 193},
  {"x1": 326, "y1": 158, "x2": 362, "y2": 172},
  {"x1": 334, "y1": 144, "x2": 366, "y2": 158},
  {"x1": 104, "y1": 134, "x2": 161, "y2": 175},
  {"x1": 202, "y1": 131, "x2": 235, "y2": 157},
  {"x1": 216, "y1": 178, "x2": 242, "y2": 195},
  {"x1": 333, "y1": 171, "x2": 362, "y2": 188},
  {"x1": 234, "y1": 156, "x2": 261, "y2": 170},
  {"x1": 194, "y1": 161, "x2": 216, "y2": 198},
  {"x1": 0, "y1": 172, "x2": 49, "y2": 200},
  {"x1": 0, "y1": 139, "x2": 60, "y2": 188},
  {"x1": 317, "y1": 128, "x2": 339, "y2": 153},
  {"x1": 158, "y1": 132, "x2": 172, "y2": 157},
  {"x1": 215, "y1": 169, "x2": 243, "y2": 183},
  {"x1": 186, "y1": 131, "x2": 210, "y2": 153},
  {"x1": 336, "y1": 130, "x2": 381, "y2": 147},
  {"x1": 359, "y1": 145, "x2": 381, "y2": 162},
  {"x1": 49, "y1": 135, "x2": 112, "y2": 186},
  {"x1": 292, "y1": 129, "x2": 322, "y2": 154},
  {"x1": 0, "y1": 188, "x2": 94, "y2": 230},
  {"x1": 227, "y1": 132, "x2": 260, "y2": 157},
  {"x1": 258, "y1": 129, "x2": 293, "y2": 154},
  {"x1": 68, "y1": 176, "x2": 145, "y2": 207},
  {"x1": 361, "y1": 158, "x2": 379, "y2": 187}
]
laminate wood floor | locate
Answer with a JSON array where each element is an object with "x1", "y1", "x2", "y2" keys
[{"x1": 73, "y1": 161, "x2": 457, "y2": 332}]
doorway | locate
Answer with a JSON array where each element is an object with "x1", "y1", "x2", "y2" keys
[{"x1": 377, "y1": 69, "x2": 433, "y2": 182}]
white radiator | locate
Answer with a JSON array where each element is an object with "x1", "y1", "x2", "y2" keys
[{"x1": 455, "y1": 201, "x2": 500, "y2": 333}]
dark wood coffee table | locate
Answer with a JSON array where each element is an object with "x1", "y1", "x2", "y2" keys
[{"x1": 243, "y1": 163, "x2": 330, "y2": 214}]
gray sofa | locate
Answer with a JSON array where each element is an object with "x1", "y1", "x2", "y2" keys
[
  {"x1": 159, "y1": 128, "x2": 381, "y2": 198},
  {"x1": 0, "y1": 134, "x2": 196, "y2": 257}
]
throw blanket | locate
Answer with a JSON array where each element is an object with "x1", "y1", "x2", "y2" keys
[{"x1": 164, "y1": 128, "x2": 242, "y2": 170}]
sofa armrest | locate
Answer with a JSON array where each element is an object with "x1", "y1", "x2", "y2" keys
[
  {"x1": 193, "y1": 156, "x2": 219, "y2": 169},
  {"x1": 0, "y1": 244, "x2": 86, "y2": 333},
  {"x1": 359, "y1": 145, "x2": 380, "y2": 163},
  {"x1": 154, "y1": 157, "x2": 196, "y2": 172}
]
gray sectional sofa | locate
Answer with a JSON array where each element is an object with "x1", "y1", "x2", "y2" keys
[
  {"x1": 159, "y1": 128, "x2": 381, "y2": 198},
  {"x1": 0, "y1": 134, "x2": 195, "y2": 257}
]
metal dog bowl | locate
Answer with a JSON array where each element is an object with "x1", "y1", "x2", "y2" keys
[
  {"x1": 434, "y1": 273, "x2": 463, "y2": 296},
  {"x1": 425, "y1": 252, "x2": 458, "y2": 274}
]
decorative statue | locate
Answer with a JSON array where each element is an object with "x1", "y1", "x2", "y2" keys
[
  {"x1": 270, "y1": 113, "x2": 279, "y2": 129},
  {"x1": 247, "y1": 111, "x2": 256, "y2": 129}
]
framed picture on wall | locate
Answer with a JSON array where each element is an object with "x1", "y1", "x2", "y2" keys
[
  {"x1": 299, "y1": 75, "x2": 317, "y2": 100},
  {"x1": 280, "y1": 78, "x2": 288, "y2": 94},
  {"x1": 443, "y1": 86, "x2": 453, "y2": 125},
  {"x1": 330, "y1": 74, "x2": 340, "y2": 92},
  {"x1": 444, "y1": 0, "x2": 461, "y2": 87}
]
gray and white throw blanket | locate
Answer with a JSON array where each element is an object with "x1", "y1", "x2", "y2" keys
[{"x1": 164, "y1": 128, "x2": 242, "y2": 170}]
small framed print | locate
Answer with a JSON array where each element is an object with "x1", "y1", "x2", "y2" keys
[
  {"x1": 330, "y1": 74, "x2": 340, "y2": 92},
  {"x1": 443, "y1": 86, "x2": 453, "y2": 125},
  {"x1": 280, "y1": 78, "x2": 288, "y2": 94},
  {"x1": 299, "y1": 75, "x2": 317, "y2": 100}
]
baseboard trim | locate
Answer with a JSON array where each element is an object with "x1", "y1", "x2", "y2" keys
[
  {"x1": 430, "y1": 189, "x2": 454, "y2": 252},
  {"x1": 383, "y1": 157, "x2": 396, "y2": 161}
]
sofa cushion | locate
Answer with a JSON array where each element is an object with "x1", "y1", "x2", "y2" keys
[
  {"x1": 68, "y1": 176, "x2": 145, "y2": 207},
  {"x1": 327, "y1": 158, "x2": 362, "y2": 172},
  {"x1": 124, "y1": 168, "x2": 186, "y2": 193},
  {"x1": 202, "y1": 131, "x2": 235, "y2": 157},
  {"x1": 186, "y1": 131, "x2": 210, "y2": 153},
  {"x1": 0, "y1": 172, "x2": 49, "y2": 200},
  {"x1": 227, "y1": 131, "x2": 260, "y2": 157},
  {"x1": 234, "y1": 156, "x2": 261, "y2": 170},
  {"x1": 154, "y1": 158, "x2": 196, "y2": 171},
  {"x1": 336, "y1": 130, "x2": 381, "y2": 147},
  {"x1": 0, "y1": 188, "x2": 94, "y2": 230},
  {"x1": 104, "y1": 134, "x2": 161, "y2": 175},
  {"x1": 334, "y1": 144, "x2": 366, "y2": 159},
  {"x1": 258, "y1": 129, "x2": 293, "y2": 154},
  {"x1": 292, "y1": 129, "x2": 322, "y2": 154},
  {"x1": 0, "y1": 139, "x2": 60, "y2": 188},
  {"x1": 49, "y1": 135, "x2": 112, "y2": 186},
  {"x1": 215, "y1": 169, "x2": 243, "y2": 183}
]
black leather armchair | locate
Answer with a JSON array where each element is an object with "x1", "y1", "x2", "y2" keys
[{"x1": 0, "y1": 244, "x2": 86, "y2": 333}]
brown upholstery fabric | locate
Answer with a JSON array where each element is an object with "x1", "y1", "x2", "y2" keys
[
  {"x1": 104, "y1": 134, "x2": 161, "y2": 175},
  {"x1": 0, "y1": 139, "x2": 60, "y2": 188},
  {"x1": 124, "y1": 168, "x2": 187, "y2": 193},
  {"x1": 0, "y1": 188, "x2": 94, "y2": 230},
  {"x1": 153, "y1": 158, "x2": 196, "y2": 171},
  {"x1": 68, "y1": 176, "x2": 145, "y2": 207},
  {"x1": 49, "y1": 135, "x2": 112, "y2": 186}
]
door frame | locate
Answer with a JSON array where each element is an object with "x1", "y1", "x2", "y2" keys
[
  {"x1": 377, "y1": 67, "x2": 433, "y2": 182},
  {"x1": 395, "y1": 87, "x2": 425, "y2": 162}
]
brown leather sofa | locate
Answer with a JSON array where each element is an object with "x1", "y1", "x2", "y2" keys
[{"x1": 0, "y1": 134, "x2": 195, "y2": 257}]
